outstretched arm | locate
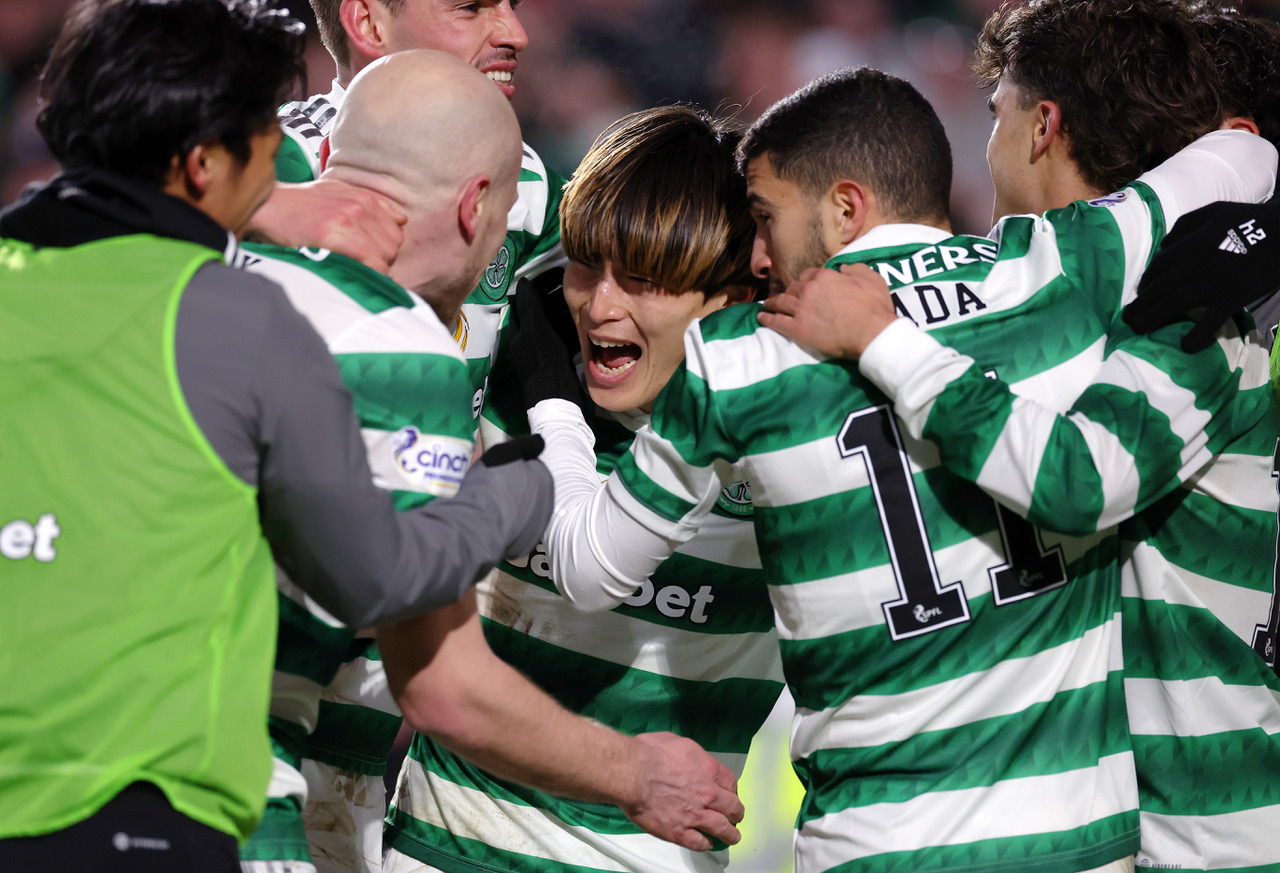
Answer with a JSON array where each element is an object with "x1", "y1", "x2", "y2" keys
[
  {"x1": 760, "y1": 264, "x2": 1267, "y2": 535},
  {"x1": 377, "y1": 592, "x2": 744, "y2": 851}
]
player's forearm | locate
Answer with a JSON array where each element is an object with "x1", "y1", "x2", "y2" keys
[
  {"x1": 862, "y1": 316, "x2": 1249, "y2": 535},
  {"x1": 420, "y1": 658, "x2": 644, "y2": 805},
  {"x1": 528, "y1": 400, "x2": 677, "y2": 611},
  {"x1": 380, "y1": 598, "x2": 646, "y2": 806}
]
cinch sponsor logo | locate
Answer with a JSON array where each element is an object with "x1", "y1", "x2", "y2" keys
[
  {"x1": 391, "y1": 427, "x2": 471, "y2": 497},
  {"x1": 1, "y1": 513, "x2": 60, "y2": 562}
]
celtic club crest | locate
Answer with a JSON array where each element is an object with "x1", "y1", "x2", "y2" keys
[{"x1": 482, "y1": 244, "x2": 512, "y2": 300}]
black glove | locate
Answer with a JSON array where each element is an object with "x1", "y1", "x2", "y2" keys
[
  {"x1": 1123, "y1": 198, "x2": 1280, "y2": 352},
  {"x1": 475, "y1": 433, "x2": 544, "y2": 467},
  {"x1": 508, "y1": 275, "x2": 585, "y2": 410}
]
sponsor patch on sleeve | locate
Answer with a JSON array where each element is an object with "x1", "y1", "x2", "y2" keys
[
  {"x1": 1086, "y1": 191, "x2": 1128, "y2": 208},
  {"x1": 391, "y1": 427, "x2": 472, "y2": 497}
]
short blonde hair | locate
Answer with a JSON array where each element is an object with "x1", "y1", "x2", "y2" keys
[{"x1": 561, "y1": 106, "x2": 756, "y2": 297}]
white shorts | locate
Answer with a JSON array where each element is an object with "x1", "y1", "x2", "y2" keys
[{"x1": 300, "y1": 759, "x2": 387, "y2": 873}]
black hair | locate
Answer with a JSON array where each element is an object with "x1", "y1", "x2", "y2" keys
[
  {"x1": 1187, "y1": 2, "x2": 1280, "y2": 148},
  {"x1": 737, "y1": 67, "x2": 952, "y2": 225},
  {"x1": 38, "y1": 0, "x2": 306, "y2": 184},
  {"x1": 976, "y1": 0, "x2": 1224, "y2": 194}
]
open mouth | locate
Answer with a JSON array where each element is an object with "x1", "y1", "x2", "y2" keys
[
  {"x1": 590, "y1": 337, "x2": 641, "y2": 377},
  {"x1": 486, "y1": 70, "x2": 513, "y2": 86}
]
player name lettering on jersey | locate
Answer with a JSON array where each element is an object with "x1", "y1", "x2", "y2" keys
[
  {"x1": 888, "y1": 280, "x2": 989, "y2": 328},
  {"x1": 1, "y1": 513, "x2": 61, "y2": 561},
  {"x1": 874, "y1": 240, "x2": 997, "y2": 286}
]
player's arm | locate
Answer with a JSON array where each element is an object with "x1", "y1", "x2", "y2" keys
[
  {"x1": 377, "y1": 591, "x2": 744, "y2": 852},
  {"x1": 507, "y1": 285, "x2": 723, "y2": 610},
  {"x1": 176, "y1": 263, "x2": 552, "y2": 628},
  {"x1": 772, "y1": 265, "x2": 1264, "y2": 535},
  {"x1": 246, "y1": 177, "x2": 407, "y2": 274},
  {"x1": 762, "y1": 130, "x2": 1278, "y2": 359}
]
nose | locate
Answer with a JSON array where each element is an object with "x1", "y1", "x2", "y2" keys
[
  {"x1": 585, "y1": 274, "x2": 625, "y2": 325},
  {"x1": 497, "y1": 3, "x2": 529, "y2": 53},
  {"x1": 750, "y1": 233, "x2": 772, "y2": 281}
]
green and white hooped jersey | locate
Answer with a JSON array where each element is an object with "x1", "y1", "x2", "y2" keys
[
  {"x1": 846, "y1": 149, "x2": 1280, "y2": 870},
  {"x1": 606, "y1": 204, "x2": 1170, "y2": 873},
  {"x1": 276, "y1": 85, "x2": 567, "y2": 414},
  {"x1": 1118, "y1": 373, "x2": 1280, "y2": 872},
  {"x1": 236, "y1": 243, "x2": 475, "y2": 859},
  {"x1": 383, "y1": 368, "x2": 786, "y2": 873},
  {"x1": 864, "y1": 288, "x2": 1280, "y2": 873}
]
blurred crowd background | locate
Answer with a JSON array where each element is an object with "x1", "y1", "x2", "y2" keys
[{"x1": 3, "y1": 0, "x2": 1278, "y2": 234}]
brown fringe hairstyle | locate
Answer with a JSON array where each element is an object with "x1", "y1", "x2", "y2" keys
[{"x1": 561, "y1": 105, "x2": 757, "y2": 298}]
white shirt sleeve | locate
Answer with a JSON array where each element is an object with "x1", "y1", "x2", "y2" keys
[
  {"x1": 528, "y1": 399, "x2": 684, "y2": 612},
  {"x1": 1139, "y1": 129, "x2": 1277, "y2": 226}
]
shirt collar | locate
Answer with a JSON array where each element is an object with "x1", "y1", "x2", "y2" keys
[{"x1": 831, "y1": 223, "x2": 954, "y2": 259}]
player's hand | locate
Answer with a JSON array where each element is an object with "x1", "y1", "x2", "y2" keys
[
  {"x1": 620, "y1": 731, "x2": 744, "y2": 852},
  {"x1": 1123, "y1": 198, "x2": 1280, "y2": 352},
  {"x1": 758, "y1": 263, "x2": 897, "y2": 359},
  {"x1": 475, "y1": 434, "x2": 544, "y2": 467},
  {"x1": 509, "y1": 275, "x2": 585, "y2": 411},
  {"x1": 461, "y1": 435, "x2": 552, "y2": 558},
  {"x1": 246, "y1": 178, "x2": 407, "y2": 273}
]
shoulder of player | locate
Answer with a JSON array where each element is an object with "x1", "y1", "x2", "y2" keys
[
  {"x1": 508, "y1": 141, "x2": 568, "y2": 241},
  {"x1": 237, "y1": 244, "x2": 462, "y2": 353},
  {"x1": 240, "y1": 244, "x2": 407, "y2": 306},
  {"x1": 1010, "y1": 182, "x2": 1159, "y2": 244},
  {"x1": 277, "y1": 93, "x2": 338, "y2": 139},
  {"x1": 679, "y1": 301, "x2": 822, "y2": 384}
]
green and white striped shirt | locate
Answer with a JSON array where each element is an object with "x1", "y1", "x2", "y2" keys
[
  {"x1": 276, "y1": 83, "x2": 567, "y2": 410},
  {"x1": 384, "y1": 357, "x2": 786, "y2": 873},
  {"x1": 269, "y1": 84, "x2": 568, "y2": 784},
  {"x1": 537, "y1": 132, "x2": 1277, "y2": 873},
  {"x1": 853, "y1": 133, "x2": 1280, "y2": 873},
  {"x1": 237, "y1": 243, "x2": 475, "y2": 860}
]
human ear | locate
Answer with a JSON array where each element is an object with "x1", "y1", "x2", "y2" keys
[
  {"x1": 1223, "y1": 116, "x2": 1262, "y2": 136},
  {"x1": 458, "y1": 174, "x2": 491, "y2": 244},
  {"x1": 828, "y1": 179, "x2": 869, "y2": 247},
  {"x1": 341, "y1": 0, "x2": 391, "y2": 61},
  {"x1": 1031, "y1": 99, "x2": 1063, "y2": 160}
]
